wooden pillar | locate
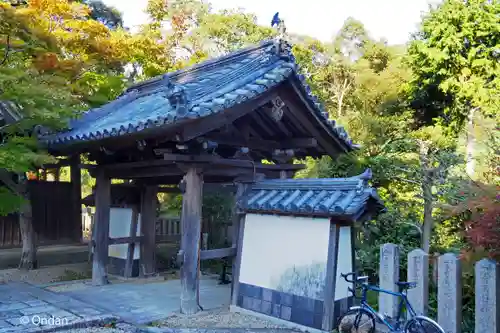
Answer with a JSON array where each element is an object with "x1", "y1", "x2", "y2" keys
[
  {"x1": 230, "y1": 182, "x2": 248, "y2": 304},
  {"x1": 92, "y1": 171, "x2": 110, "y2": 286},
  {"x1": 322, "y1": 222, "x2": 340, "y2": 331},
  {"x1": 140, "y1": 186, "x2": 158, "y2": 276},
  {"x1": 180, "y1": 168, "x2": 203, "y2": 315},
  {"x1": 70, "y1": 155, "x2": 82, "y2": 242}
]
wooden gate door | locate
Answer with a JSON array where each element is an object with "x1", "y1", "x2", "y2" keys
[{"x1": 29, "y1": 180, "x2": 81, "y2": 244}]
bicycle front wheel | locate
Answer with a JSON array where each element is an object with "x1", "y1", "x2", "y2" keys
[
  {"x1": 336, "y1": 308, "x2": 376, "y2": 333},
  {"x1": 405, "y1": 316, "x2": 445, "y2": 333}
]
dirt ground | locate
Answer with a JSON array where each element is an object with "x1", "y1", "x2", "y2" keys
[
  {"x1": 154, "y1": 307, "x2": 292, "y2": 329},
  {"x1": 0, "y1": 262, "x2": 93, "y2": 285}
]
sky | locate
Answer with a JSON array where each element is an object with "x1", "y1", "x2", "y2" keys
[{"x1": 102, "y1": 0, "x2": 440, "y2": 45}]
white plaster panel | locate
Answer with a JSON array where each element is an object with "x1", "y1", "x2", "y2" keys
[
  {"x1": 108, "y1": 208, "x2": 141, "y2": 259},
  {"x1": 239, "y1": 213, "x2": 330, "y2": 300},
  {"x1": 335, "y1": 226, "x2": 353, "y2": 300}
]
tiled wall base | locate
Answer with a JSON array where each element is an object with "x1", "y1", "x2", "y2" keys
[
  {"x1": 108, "y1": 257, "x2": 140, "y2": 277},
  {"x1": 237, "y1": 282, "x2": 354, "y2": 329}
]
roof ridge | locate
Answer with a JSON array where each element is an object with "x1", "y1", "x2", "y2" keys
[
  {"x1": 126, "y1": 39, "x2": 277, "y2": 94},
  {"x1": 256, "y1": 168, "x2": 372, "y2": 184}
]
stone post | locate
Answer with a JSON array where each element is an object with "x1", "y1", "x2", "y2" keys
[
  {"x1": 379, "y1": 243, "x2": 400, "y2": 318},
  {"x1": 475, "y1": 259, "x2": 499, "y2": 333},
  {"x1": 437, "y1": 253, "x2": 461, "y2": 333},
  {"x1": 407, "y1": 249, "x2": 429, "y2": 316}
]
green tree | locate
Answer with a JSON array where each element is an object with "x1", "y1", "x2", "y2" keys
[
  {"x1": 80, "y1": 0, "x2": 123, "y2": 29},
  {"x1": 0, "y1": 0, "x2": 132, "y2": 268},
  {"x1": 406, "y1": 0, "x2": 500, "y2": 173}
]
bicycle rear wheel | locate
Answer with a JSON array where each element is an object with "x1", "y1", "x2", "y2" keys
[
  {"x1": 336, "y1": 308, "x2": 376, "y2": 333},
  {"x1": 405, "y1": 316, "x2": 445, "y2": 333}
]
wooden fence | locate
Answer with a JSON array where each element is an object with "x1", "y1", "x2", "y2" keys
[
  {"x1": 82, "y1": 209, "x2": 230, "y2": 248},
  {"x1": 0, "y1": 214, "x2": 22, "y2": 247},
  {"x1": 0, "y1": 181, "x2": 81, "y2": 248},
  {"x1": 157, "y1": 217, "x2": 181, "y2": 241},
  {"x1": 82, "y1": 210, "x2": 183, "y2": 244},
  {"x1": 374, "y1": 243, "x2": 498, "y2": 333}
]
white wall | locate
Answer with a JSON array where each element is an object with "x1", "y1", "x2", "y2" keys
[
  {"x1": 335, "y1": 226, "x2": 353, "y2": 300},
  {"x1": 239, "y1": 213, "x2": 330, "y2": 300},
  {"x1": 108, "y1": 208, "x2": 141, "y2": 260}
]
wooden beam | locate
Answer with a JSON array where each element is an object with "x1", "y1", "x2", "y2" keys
[
  {"x1": 159, "y1": 153, "x2": 305, "y2": 170},
  {"x1": 139, "y1": 186, "x2": 158, "y2": 277},
  {"x1": 70, "y1": 155, "x2": 82, "y2": 241},
  {"x1": 322, "y1": 223, "x2": 340, "y2": 331},
  {"x1": 92, "y1": 171, "x2": 111, "y2": 286},
  {"x1": 90, "y1": 155, "x2": 304, "y2": 175},
  {"x1": 203, "y1": 134, "x2": 317, "y2": 151},
  {"x1": 108, "y1": 236, "x2": 142, "y2": 245},
  {"x1": 180, "y1": 168, "x2": 203, "y2": 315},
  {"x1": 109, "y1": 167, "x2": 182, "y2": 179},
  {"x1": 199, "y1": 247, "x2": 236, "y2": 260},
  {"x1": 108, "y1": 165, "x2": 298, "y2": 180}
]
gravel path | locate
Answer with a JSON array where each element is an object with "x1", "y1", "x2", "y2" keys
[
  {"x1": 0, "y1": 263, "x2": 92, "y2": 285},
  {"x1": 153, "y1": 307, "x2": 293, "y2": 329},
  {"x1": 58, "y1": 329, "x2": 128, "y2": 333}
]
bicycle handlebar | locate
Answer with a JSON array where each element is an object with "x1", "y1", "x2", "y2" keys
[
  {"x1": 341, "y1": 272, "x2": 369, "y2": 283},
  {"x1": 340, "y1": 272, "x2": 357, "y2": 283}
]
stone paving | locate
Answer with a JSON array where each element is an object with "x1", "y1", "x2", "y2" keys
[
  {"x1": 0, "y1": 282, "x2": 116, "y2": 333},
  {"x1": 62, "y1": 276, "x2": 231, "y2": 325}
]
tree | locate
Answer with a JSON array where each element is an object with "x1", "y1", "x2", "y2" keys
[
  {"x1": 407, "y1": 0, "x2": 500, "y2": 178},
  {"x1": 332, "y1": 17, "x2": 369, "y2": 60},
  {"x1": 80, "y1": 0, "x2": 124, "y2": 29},
  {"x1": 1, "y1": 0, "x2": 132, "y2": 269}
]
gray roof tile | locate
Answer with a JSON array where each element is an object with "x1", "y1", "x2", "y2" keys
[
  {"x1": 239, "y1": 168, "x2": 385, "y2": 220},
  {"x1": 42, "y1": 40, "x2": 355, "y2": 149}
]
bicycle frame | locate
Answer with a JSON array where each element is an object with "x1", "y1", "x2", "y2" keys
[{"x1": 356, "y1": 284, "x2": 417, "y2": 331}]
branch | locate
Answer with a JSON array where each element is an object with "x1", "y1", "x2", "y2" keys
[
  {"x1": 401, "y1": 222, "x2": 422, "y2": 235},
  {"x1": 0, "y1": 35, "x2": 11, "y2": 66},
  {"x1": 393, "y1": 176, "x2": 421, "y2": 185},
  {"x1": 393, "y1": 166, "x2": 415, "y2": 173}
]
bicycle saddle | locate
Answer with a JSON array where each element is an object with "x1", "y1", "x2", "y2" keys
[{"x1": 396, "y1": 281, "x2": 417, "y2": 289}]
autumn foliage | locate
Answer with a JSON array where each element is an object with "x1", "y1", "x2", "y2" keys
[
  {"x1": 464, "y1": 194, "x2": 500, "y2": 260},
  {"x1": 449, "y1": 183, "x2": 500, "y2": 261}
]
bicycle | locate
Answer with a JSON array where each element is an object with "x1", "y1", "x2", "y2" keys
[{"x1": 336, "y1": 272, "x2": 445, "y2": 333}]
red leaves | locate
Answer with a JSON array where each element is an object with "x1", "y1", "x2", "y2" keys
[
  {"x1": 32, "y1": 52, "x2": 59, "y2": 72},
  {"x1": 463, "y1": 193, "x2": 500, "y2": 261}
]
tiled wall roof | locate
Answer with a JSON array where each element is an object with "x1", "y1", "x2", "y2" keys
[{"x1": 240, "y1": 169, "x2": 384, "y2": 220}]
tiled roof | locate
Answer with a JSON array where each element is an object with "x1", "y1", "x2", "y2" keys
[
  {"x1": 0, "y1": 101, "x2": 23, "y2": 126},
  {"x1": 42, "y1": 39, "x2": 355, "y2": 149},
  {"x1": 239, "y1": 168, "x2": 385, "y2": 220}
]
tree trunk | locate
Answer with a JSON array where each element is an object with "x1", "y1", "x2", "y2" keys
[
  {"x1": 466, "y1": 107, "x2": 477, "y2": 179},
  {"x1": 419, "y1": 141, "x2": 433, "y2": 253},
  {"x1": 18, "y1": 199, "x2": 37, "y2": 270},
  {"x1": 422, "y1": 173, "x2": 433, "y2": 253}
]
